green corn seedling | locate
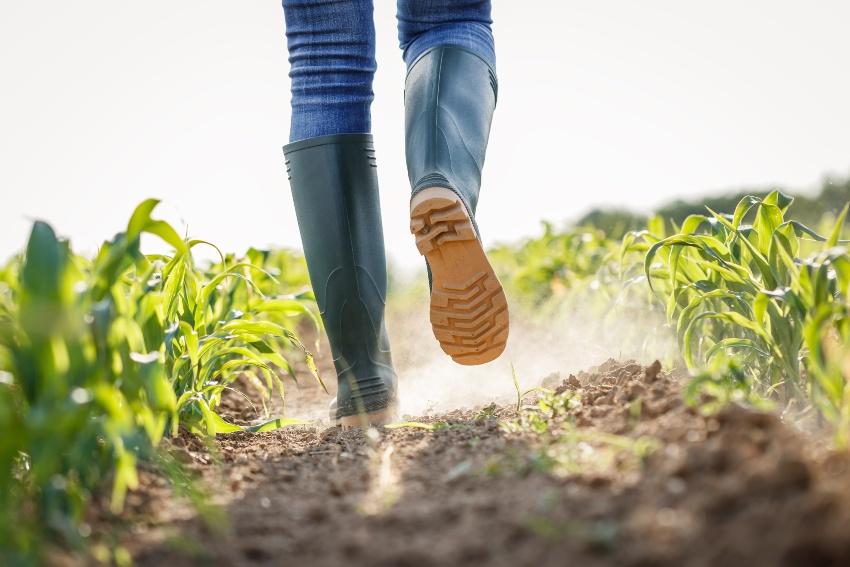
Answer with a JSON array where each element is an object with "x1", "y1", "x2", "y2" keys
[
  {"x1": 0, "y1": 200, "x2": 320, "y2": 563},
  {"x1": 644, "y1": 192, "x2": 850, "y2": 441}
]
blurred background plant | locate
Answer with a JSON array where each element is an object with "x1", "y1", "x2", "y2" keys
[{"x1": 488, "y1": 215, "x2": 677, "y2": 368}]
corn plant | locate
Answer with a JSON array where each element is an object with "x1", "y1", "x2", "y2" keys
[
  {"x1": 0, "y1": 200, "x2": 320, "y2": 563},
  {"x1": 803, "y1": 297, "x2": 850, "y2": 446},
  {"x1": 643, "y1": 191, "x2": 850, "y2": 440}
]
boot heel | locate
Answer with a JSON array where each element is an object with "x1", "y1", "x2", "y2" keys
[
  {"x1": 410, "y1": 191, "x2": 477, "y2": 254},
  {"x1": 409, "y1": 187, "x2": 509, "y2": 365}
]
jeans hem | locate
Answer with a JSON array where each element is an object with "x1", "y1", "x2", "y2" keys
[{"x1": 283, "y1": 132, "x2": 374, "y2": 154}]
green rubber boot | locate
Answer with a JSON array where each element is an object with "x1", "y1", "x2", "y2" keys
[
  {"x1": 283, "y1": 134, "x2": 397, "y2": 425},
  {"x1": 405, "y1": 46, "x2": 509, "y2": 366}
]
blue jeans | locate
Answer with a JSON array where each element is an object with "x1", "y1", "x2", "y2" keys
[{"x1": 282, "y1": 0, "x2": 495, "y2": 142}]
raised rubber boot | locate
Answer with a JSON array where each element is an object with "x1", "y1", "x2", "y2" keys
[
  {"x1": 405, "y1": 45, "x2": 509, "y2": 366},
  {"x1": 283, "y1": 134, "x2": 398, "y2": 426}
]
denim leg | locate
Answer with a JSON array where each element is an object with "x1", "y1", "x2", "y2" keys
[
  {"x1": 396, "y1": 0, "x2": 496, "y2": 70},
  {"x1": 283, "y1": 0, "x2": 376, "y2": 142}
]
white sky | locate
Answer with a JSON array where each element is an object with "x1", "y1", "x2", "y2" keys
[{"x1": 2, "y1": 1, "x2": 849, "y2": 269}]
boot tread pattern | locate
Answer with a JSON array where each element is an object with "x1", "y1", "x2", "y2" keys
[
  {"x1": 410, "y1": 188, "x2": 509, "y2": 365},
  {"x1": 410, "y1": 197, "x2": 477, "y2": 255}
]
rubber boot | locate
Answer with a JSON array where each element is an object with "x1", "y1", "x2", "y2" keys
[
  {"x1": 283, "y1": 134, "x2": 398, "y2": 425},
  {"x1": 404, "y1": 46, "x2": 509, "y2": 366}
]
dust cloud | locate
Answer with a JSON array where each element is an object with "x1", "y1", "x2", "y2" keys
[{"x1": 388, "y1": 286, "x2": 677, "y2": 417}]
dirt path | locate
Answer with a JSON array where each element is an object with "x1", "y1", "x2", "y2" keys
[{"x1": 117, "y1": 360, "x2": 850, "y2": 567}]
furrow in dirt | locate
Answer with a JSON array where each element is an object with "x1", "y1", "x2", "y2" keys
[{"x1": 113, "y1": 360, "x2": 850, "y2": 567}]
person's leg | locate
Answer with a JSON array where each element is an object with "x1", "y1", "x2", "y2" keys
[
  {"x1": 282, "y1": 0, "x2": 397, "y2": 425},
  {"x1": 396, "y1": 0, "x2": 495, "y2": 70},
  {"x1": 397, "y1": 1, "x2": 509, "y2": 366},
  {"x1": 284, "y1": 0, "x2": 377, "y2": 142}
]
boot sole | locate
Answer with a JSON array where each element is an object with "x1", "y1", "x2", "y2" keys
[
  {"x1": 337, "y1": 406, "x2": 398, "y2": 428},
  {"x1": 410, "y1": 187, "x2": 509, "y2": 365}
]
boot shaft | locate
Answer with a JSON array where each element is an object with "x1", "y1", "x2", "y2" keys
[
  {"x1": 283, "y1": 134, "x2": 396, "y2": 418},
  {"x1": 404, "y1": 46, "x2": 498, "y2": 216}
]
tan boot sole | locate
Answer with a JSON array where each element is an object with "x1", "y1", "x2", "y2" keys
[
  {"x1": 410, "y1": 187, "x2": 509, "y2": 365},
  {"x1": 338, "y1": 406, "x2": 397, "y2": 428}
]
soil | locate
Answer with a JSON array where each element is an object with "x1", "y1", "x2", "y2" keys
[{"x1": 111, "y1": 359, "x2": 850, "y2": 567}]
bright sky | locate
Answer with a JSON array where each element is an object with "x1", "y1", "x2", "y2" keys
[{"x1": 2, "y1": 1, "x2": 849, "y2": 269}]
